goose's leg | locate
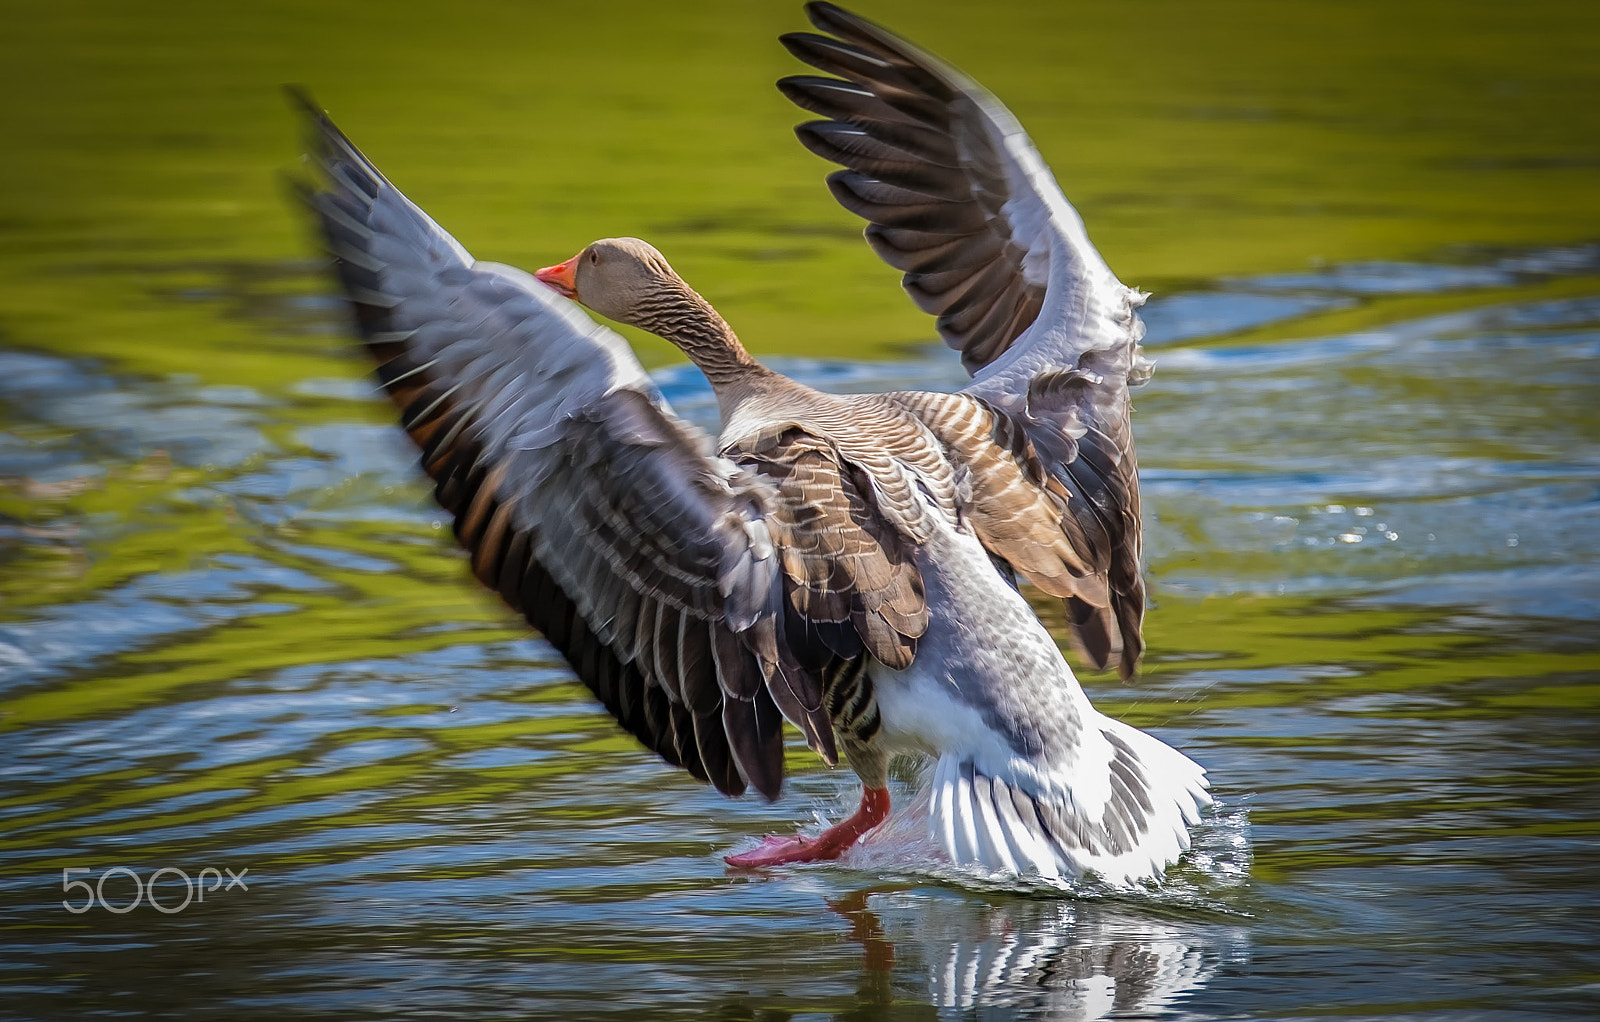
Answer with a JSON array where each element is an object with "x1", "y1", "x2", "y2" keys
[
  {"x1": 725, "y1": 786, "x2": 890, "y2": 867},
  {"x1": 727, "y1": 739, "x2": 890, "y2": 867}
]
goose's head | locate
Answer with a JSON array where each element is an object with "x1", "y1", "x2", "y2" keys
[{"x1": 535, "y1": 237, "x2": 680, "y2": 327}]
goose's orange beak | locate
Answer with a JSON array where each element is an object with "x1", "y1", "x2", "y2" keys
[{"x1": 534, "y1": 254, "x2": 580, "y2": 299}]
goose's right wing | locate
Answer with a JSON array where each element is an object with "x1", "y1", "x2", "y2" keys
[
  {"x1": 778, "y1": 1, "x2": 1143, "y2": 385},
  {"x1": 781, "y1": 4, "x2": 1152, "y2": 676},
  {"x1": 292, "y1": 95, "x2": 840, "y2": 798}
]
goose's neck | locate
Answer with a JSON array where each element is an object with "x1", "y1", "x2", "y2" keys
[{"x1": 634, "y1": 281, "x2": 766, "y2": 391}]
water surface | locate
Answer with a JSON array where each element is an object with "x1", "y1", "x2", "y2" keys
[
  {"x1": 2, "y1": 1, "x2": 1599, "y2": 1019},
  {"x1": 4, "y1": 246, "x2": 1597, "y2": 1018}
]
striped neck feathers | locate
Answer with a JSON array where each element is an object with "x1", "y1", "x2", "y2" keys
[{"x1": 631, "y1": 279, "x2": 762, "y2": 388}]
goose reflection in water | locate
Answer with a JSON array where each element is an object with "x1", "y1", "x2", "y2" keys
[{"x1": 828, "y1": 887, "x2": 1248, "y2": 1019}]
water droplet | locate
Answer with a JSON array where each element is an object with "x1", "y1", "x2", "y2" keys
[
  {"x1": 1355, "y1": 506, "x2": 1374, "y2": 516},
  {"x1": 1384, "y1": 531, "x2": 1399, "y2": 541},
  {"x1": 1338, "y1": 532, "x2": 1363, "y2": 543},
  {"x1": 1507, "y1": 534, "x2": 1519, "y2": 547},
  {"x1": 1324, "y1": 504, "x2": 1345, "y2": 513},
  {"x1": 1427, "y1": 533, "x2": 1437, "y2": 541}
]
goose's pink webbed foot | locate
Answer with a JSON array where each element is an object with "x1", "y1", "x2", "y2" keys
[{"x1": 725, "y1": 786, "x2": 891, "y2": 867}]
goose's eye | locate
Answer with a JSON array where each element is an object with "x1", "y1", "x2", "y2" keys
[{"x1": 589, "y1": 250, "x2": 599, "y2": 265}]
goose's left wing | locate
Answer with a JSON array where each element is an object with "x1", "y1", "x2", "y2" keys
[{"x1": 291, "y1": 95, "x2": 840, "y2": 798}]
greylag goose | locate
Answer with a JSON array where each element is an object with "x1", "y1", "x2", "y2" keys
[{"x1": 293, "y1": 1, "x2": 1210, "y2": 885}]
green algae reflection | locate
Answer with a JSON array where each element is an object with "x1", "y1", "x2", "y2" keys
[{"x1": 2, "y1": 0, "x2": 1598, "y2": 383}]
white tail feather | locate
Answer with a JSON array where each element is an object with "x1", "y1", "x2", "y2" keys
[{"x1": 927, "y1": 717, "x2": 1211, "y2": 885}]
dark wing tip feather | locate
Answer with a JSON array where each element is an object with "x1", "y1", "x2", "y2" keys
[
  {"x1": 290, "y1": 88, "x2": 393, "y2": 201},
  {"x1": 803, "y1": 2, "x2": 917, "y2": 62},
  {"x1": 282, "y1": 83, "x2": 322, "y2": 121},
  {"x1": 1064, "y1": 595, "x2": 1116, "y2": 673},
  {"x1": 278, "y1": 167, "x2": 318, "y2": 219}
]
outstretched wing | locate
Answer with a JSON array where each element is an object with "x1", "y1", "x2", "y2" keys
[
  {"x1": 779, "y1": 1, "x2": 1143, "y2": 382},
  {"x1": 780, "y1": 4, "x2": 1152, "y2": 675},
  {"x1": 291, "y1": 93, "x2": 838, "y2": 798}
]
